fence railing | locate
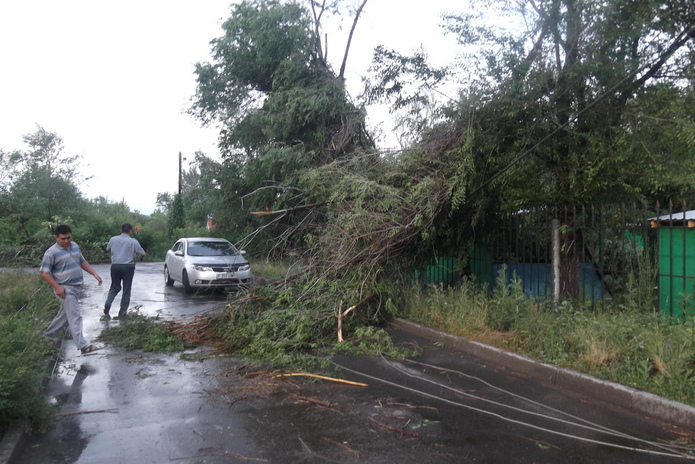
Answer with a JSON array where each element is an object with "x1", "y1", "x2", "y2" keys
[{"x1": 466, "y1": 203, "x2": 695, "y2": 320}]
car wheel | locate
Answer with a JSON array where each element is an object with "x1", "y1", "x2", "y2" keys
[
  {"x1": 164, "y1": 265, "x2": 174, "y2": 286},
  {"x1": 182, "y1": 271, "x2": 193, "y2": 294}
]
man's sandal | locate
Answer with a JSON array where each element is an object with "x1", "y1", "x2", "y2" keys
[{"x1": 80, "y1": 344, "x2": 101, "y2": 354}]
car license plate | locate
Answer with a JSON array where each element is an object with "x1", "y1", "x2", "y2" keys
[{"x1": 216, "y1": 273, "x2": 235, "y2": 279}]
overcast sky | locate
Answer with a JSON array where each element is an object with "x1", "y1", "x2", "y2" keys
[{"x1": 0, "y1": 1, "x2": 461, "y2": 214}]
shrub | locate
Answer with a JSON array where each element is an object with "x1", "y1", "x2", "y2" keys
[{"x1": 0, "y1": 272, "x2": 60, "y2": 432}]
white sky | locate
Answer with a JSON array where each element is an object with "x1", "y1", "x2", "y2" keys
[{"x1": 0, "y1": 1, "x2": 461, "y2": 214}]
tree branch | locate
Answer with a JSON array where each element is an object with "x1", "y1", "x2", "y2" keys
[
  {"x1": 339, "y1": 0, "x2": 368, "y2": 79},
  {"x1": 309, "y1": 0, "x2": 328, "y2": 68},
  {"x1": 630, "y1": 26, "x2": 693, "y2": 91},
  {"x1": 249, "y1": 202, "x2": 326, "y2": 216}
]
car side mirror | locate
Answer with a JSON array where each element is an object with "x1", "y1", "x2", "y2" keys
[
  {"x1": 239, "y1": 250, "x2": 246, "y2": 255},
  {"x1": 175, "y1": 250, "x2": 184, "y2": 257}
]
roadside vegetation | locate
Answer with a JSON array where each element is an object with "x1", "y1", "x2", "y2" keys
[
  {"x1": 0, "y1": 272, "x2": 60, "y2": 433},
  {"x1": 194, "y1": 265, "x2": 695, "y2": 407},
  {"x1": 204, "y1": 275, "x2": 406, "y2": 371},
  {"x1": 400, "y1": 272, "x2": 695, "y2": 407}
]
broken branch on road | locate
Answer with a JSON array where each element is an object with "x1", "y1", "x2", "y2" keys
[{"x1": 271, "y1": 372, "x2": 367, "y2": 387}]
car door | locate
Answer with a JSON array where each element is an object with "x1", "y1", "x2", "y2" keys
[{"x1": 168, "y1": 240, "x2": 186, "y2": 281}]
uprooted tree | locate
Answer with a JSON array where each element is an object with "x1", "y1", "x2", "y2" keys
[
  {"x1": 359, "y1": 0, "x2": 695, "y2": 293},
  {"x1": 183, "y1": 1, "x2": 695, "y2": 360},
  {"x1": 310, "y1": 0, "x2": 693, "y2": 304}
]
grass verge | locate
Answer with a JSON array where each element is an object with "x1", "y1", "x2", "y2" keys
[
  {"x1": 0, "y1": 271, "x2": 60, "y2": 433},
  {"x1": 400, "y1": 274, "x2": 695, "y2": 407}
]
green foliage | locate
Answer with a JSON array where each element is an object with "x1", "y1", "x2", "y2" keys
[
  {"x1": 300, "y1": 151, "x2": 449, "y2": 277},
  {"x1": 365, "y1": 1, "x2": 695, "y2": 211},
  {"x1": 0, "y1": 272, "x2": 60, "y2": 433},
  {"x1": 600, "y1": 233, "x2": 658, "y2": 311},
  {"x1": 0, "y1": 126, "x2": 176, "y2": 266},
  {"x1": 0, "y1": 241, "x2": 52, "y2": 267},
  {"x1": 192, "y1": 0, "x2": 313, "y2": 123},
  {"x1": 206, "y1": 266, "x2": 397, "y2": 370},
  {"x1": 97, "y1": 311, "x2": 184, "y2": 352},
  {"x1": 186, "y1": 0, "x2": 373, "y2": 254},
  {"x1": 191, "y1": 0, "x2": 369, "y2": 155},
  {"x1": 128, "y1": 213, "x2": 170, "y2": 260},
  {"x1": 178, "y1": 153, "x2": 215, "y2": 226},
  {"x1": 248, "y1": 259, "x2": 300, "y2": 282},
  {"x1": 402, "y1": 279, "x2": 504, "y2": 340},
  {"x1": 487, "y1": 268, "x2": 536, "y2": 331},
  {"x1": 365, "y1": 45, "x2": 448, "y2": 109},
  {"x1": 168, "y1": 194, "x2": 185, "y2": 239},
  {"x1": 401, "y1": 279, "x2": 695, "y2": 406},
  {"x1": 620, "y1": 84, "x2": 695, "y2": 201},
  {"x1": 0, "y1": 127, "x2": 89, "y2": 242},
  {"x1": 0, "y1": 205, "x2": 170, "y2": 268},
  {"x1": 363, "y1": 46, "x2": 449, "y2": 143}
]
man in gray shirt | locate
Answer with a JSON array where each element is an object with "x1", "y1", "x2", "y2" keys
[
  {"x1": 40, "y1": 224, "x2": 103, "y2": 354},
  {"x1": 104, "y1": 223, "x2": 146, "y2": 319}
]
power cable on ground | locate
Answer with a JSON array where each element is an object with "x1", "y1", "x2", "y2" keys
[{"x1": 331, "y1": 359, "x2": 694, "y2": 460}]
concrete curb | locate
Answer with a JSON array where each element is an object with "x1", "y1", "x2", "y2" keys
[
  {"x1": 390, "y1": 318, "x2": 695, "y2": 429},
  {"x1": 0, "y1": 427, "x2": 23, "y2": 464}
]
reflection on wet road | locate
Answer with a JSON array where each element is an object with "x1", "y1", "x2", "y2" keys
[{"x1": 16, "y1": 262, "x2": 254, "y2": 464}]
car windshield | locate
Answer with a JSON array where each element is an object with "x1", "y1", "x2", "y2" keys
[{"x1": 187, "y1": 241, "x2": 237, "y2": 257}]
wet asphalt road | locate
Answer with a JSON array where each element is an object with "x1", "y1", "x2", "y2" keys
[{"x1": 11, "y1": 262, "x2": 695, "y2": 463}]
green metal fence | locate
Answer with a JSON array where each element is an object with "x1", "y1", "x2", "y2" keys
[{"x1": 461, "y1": 203, "x2": 694, "y2": 321}]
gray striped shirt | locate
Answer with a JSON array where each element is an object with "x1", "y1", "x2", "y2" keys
[{"x1": 39, "y1": 242, "x2": 86, "y2": 286}]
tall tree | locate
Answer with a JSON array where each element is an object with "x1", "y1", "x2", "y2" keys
[
  {"x1": 454, "y1": 0, "x2": 695, "y2": 206},
  {"x1": 367, "y1": 0, "x2": 695, "y2": 209},
  {"x1": 191, "y1": 0, "x2": 370, "y2": 159},
  {"x1": 292, "y1": 0, "x2": 695, "y2": 303},
  {"x1": 168, "y1": 194, "x2": 185, "y2": 239},
  {"x1": 189, "y1": 0, "x2": 372, "y2": 252},
  {"x1": 3, "y1": 127, "x2": 87, "y2": 239}
]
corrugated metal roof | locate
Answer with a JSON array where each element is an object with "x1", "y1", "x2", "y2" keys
[{"x1": 650, "y1": 210, "x2": 695, "y2": 222}]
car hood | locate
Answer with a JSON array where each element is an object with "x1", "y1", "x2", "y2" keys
[{"x1": 189, "y1": 255, "x2": 248, "y2": 266}]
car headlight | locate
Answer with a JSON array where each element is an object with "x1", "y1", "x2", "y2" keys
[
  {"x1": 238, "y1": 264, "x2": 250, "y2": 272},
  {"x1": 192, "y1": 264, "x2": 213, "y2": 271}
]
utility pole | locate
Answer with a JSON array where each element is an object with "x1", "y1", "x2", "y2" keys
[
  {"x1": 178, "y1": 151, "x2": 183, "y2": 195},
  {"x1": 552, "y1": 218, "x2": 561, "y2": 311}
]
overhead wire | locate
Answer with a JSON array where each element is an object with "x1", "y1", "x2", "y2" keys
[{"x1": 331, "y1": 359, "x2": 695, "y2": 460}]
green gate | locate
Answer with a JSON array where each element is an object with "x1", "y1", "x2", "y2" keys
[{"x1": 658, "y1": 226, "x2": 695, "y2": 321}]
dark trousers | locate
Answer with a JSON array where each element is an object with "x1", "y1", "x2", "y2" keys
[{"x1": 104, "y1": 264, "x2": 136, "y2": 316}]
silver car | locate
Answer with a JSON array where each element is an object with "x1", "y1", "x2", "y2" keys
[{"x1": 164, "y1": 237, "x2": 253, "y2": 293}]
